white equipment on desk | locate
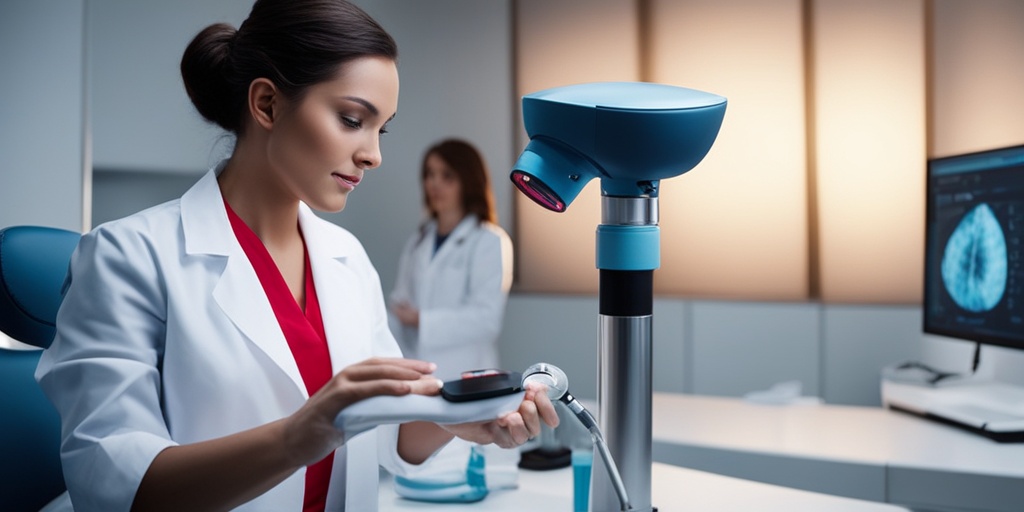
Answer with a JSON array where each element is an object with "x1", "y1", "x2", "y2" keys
[{"x1": 881, "y1": 363, "x2": 1024, "y2": 442}]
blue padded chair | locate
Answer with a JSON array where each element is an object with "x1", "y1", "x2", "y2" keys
[{"x1": 0, "y1": 225, "x2": 81, "y2": 511}]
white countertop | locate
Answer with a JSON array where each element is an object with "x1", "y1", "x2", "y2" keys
[
  {"x1": 650, "y1": 393, "x2": 1024, "y2": 511},
  {"x1": 379, "y1": 462, "x2": 909, "y2": 511},
  {"x1": 653, "y1": 392, "x2": 1024, "y2": 477}
]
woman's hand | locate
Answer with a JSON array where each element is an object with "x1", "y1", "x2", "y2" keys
[
  {"x1": 134, "y1": 358, "x2": 442, "y2": 511},
  {"x1": 392, "y1": 301, "x2": 420, "y2": 327},
  {"x1": 442, "y1": 383, "x2": 560, "y2": 448},
  {"x1": 281, "y1": 357, "x2": 442, "y2": 467}
]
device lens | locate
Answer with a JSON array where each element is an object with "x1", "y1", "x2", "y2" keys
[{"x1": 512, "y1": 171, "x2": 565, "y2": 212}]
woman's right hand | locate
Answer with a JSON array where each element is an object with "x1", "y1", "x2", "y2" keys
[
  {"x1": 133, "y1": 358, "x2": 441, "y2": 511},
  {"x1": 280, "y1": 357, "x2": 442, "y2": 467}
]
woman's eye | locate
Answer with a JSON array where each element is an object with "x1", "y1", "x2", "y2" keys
[
  {"x1": 340, "y1": 116, "x2": 361, "y2": 129},
  {"x1": 379, "y1": 125, "x2": 389, "y2": 136}
]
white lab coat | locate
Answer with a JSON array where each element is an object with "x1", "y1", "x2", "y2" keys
[
  {"x1": 389, "y1": 215, "x2": 513, "y2": 381},
  {"x1": 36, "y1": 168, "x2": 421, "y2": 512}
]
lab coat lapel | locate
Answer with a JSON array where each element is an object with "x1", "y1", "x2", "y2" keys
[
  {"x1": 430, "y1": 215, "x2": 476, "y2": 266},
  {"x1": 298, "y1": 206, "x2": 372, "y2": 374},
  {"x1": 300, "y1": 209, "x2": 385, "y2": 512},
  {"x1": 181, "y1": 170, "x2": 307, "y2": 398},
  {"x1": 415, "y1": 221, "x2": 438, "y2": 274},
  {"x1": 412, "y1": 217, "x2": 474, "y2": 306},
  {"x1": 215, "y1": 252, "x2": 308, "y2": 397}
]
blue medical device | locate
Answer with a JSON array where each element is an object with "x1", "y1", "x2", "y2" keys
[
  {"x1": 511, "y1": 82, "x2": 726, "y2": 512},
  {"x1": 512, "y1": 81, "x2": 727, "y2": 211}
]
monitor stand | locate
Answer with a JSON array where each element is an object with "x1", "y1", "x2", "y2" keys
[{"x1": 881, "y1": 364, "x2": 1024, "y2": 442}]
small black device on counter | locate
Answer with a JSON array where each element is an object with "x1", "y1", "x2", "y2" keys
[{"x1": 441, "y1": 369, "x2": 523, "y2": 402}]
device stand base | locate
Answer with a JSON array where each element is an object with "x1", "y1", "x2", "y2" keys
[{"x1": 518, "y1": 447, "x2": 571, "y2": 470}]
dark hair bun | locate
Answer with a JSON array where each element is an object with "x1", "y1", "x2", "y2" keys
[
  {"x1": 178, "y1": 1, "x2": 397, "y2": 136},
  {"x1": 180, "y1": 23, "x2": 242, "y2": 132}
]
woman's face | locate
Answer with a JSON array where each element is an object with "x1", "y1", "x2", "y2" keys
[
  {"x1": 423, "y1": 153, "x2": 463, "y2": 217},
  {"x1": 265, "y1": 56, "x2": 399, "y2": 213}
]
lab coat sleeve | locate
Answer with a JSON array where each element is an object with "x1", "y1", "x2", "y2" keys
[
  {"x1": 36, "y1": 224, "x2": 177, "y2": 512},
  {"x1": 418, "y1": 227, "x2": 513, "y2": 352}
]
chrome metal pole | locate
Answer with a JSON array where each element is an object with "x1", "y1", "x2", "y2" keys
[
  {"x1": 592, "y1": 195, "x2": 658, "y2": 512},
  {"x1": 593, "y1": 315, "x2": 652, "y2": 511}
]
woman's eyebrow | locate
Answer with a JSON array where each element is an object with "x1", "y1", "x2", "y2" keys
[
  {"x1": 342, "y1": 96, "x2": 378, "y2": 115},
  {"x1": 342, "y1": 96, "x2": 396, "y2": 122}
]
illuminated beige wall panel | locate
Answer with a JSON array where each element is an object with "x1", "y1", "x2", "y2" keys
[
  {"x1": 813, "y1": 0, "x2": 926, "y2": 304},
  {"x1": 931, "y1": 0, "x2": 1024, "y2": 157},
  {"x1": 647, "y1": 0, "x2": 809, "y2": 300},
  {"x1": 514, "y1": 0, "x2": 641, "y2": 293}
]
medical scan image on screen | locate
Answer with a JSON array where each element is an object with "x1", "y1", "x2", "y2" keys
[
  {"x1": 940, "y1": 202, "x2": 1009, "y2": 312},
  {"x1": 925, "y1": 148, "x2": 1024, "y2": 348}
]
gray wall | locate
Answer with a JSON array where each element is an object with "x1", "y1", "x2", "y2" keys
[
  {"x1": 0, "y1": 0, "x2": 86, "y2": 233},
  {"x1": 91, "y1": 171, "x2": 202, "y2": 227},
  {"x1": 89, "y1": 0, "x2": 249, "y2": 174}
]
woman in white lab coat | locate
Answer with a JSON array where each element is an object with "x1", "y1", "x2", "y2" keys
[
  {"x1": 34, "y1": 2, "x2": 556, "y2": 511},
  {"x1": 390, "y1": 139, "x2": 514, "y2": 382}
]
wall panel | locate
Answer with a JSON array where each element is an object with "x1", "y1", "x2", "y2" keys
[
  {"x1": 648, "y1": 0, "x2": 809, "y2": 300},
  {"x1": 821, "y1": 305, "x2": 922, "y2": 406},
  {"x1": 930, "y1": 0, "x2": 1024, "y2": 157},
  {"x1": 690, "y1": 300, "x2": 821, "y2": 397},
  {"x1": 89, "y1": 0, "x2": 250, "y2": 174},
  {"x1": 813, "y1": 0, "x2": 926, "y2": 303},
  {"x1": 0, "y1": 0, "x2": 86, "y2": 232}
]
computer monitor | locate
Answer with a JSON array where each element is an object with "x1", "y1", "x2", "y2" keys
[{"x1": 924, "y1": 144, "x2": 1024, "y2": 351}]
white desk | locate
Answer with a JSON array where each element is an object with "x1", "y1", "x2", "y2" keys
[
  {"x1": 651, "y1": 393, "x2": 1024, "y2": 512},
  {"x1": 379, "y1": 462, "x2": 909, "y2": 511}
]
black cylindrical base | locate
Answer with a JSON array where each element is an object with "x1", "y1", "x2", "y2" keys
[{"x1": 599, "y1": 270, "x2": 653, "y2": 317}]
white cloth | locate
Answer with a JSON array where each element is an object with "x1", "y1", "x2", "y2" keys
[
  {"x1": 335, "y1": 392, "x2": 525, "y2": 437},
  {"x1": 389, "y1": 216, "x2": 513, "y2": 381},
  {"x1": 35, "y1": 167, "x2": 420, "y2": 512}
]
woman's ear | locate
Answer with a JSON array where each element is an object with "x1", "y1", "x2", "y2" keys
[{"x1": 248, "y1": 78, "x2": 278, "y2": 131}]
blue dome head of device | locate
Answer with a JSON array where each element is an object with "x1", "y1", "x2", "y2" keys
[{"x1": 510, "y1": 81, "x2": 727, "y2": 212}]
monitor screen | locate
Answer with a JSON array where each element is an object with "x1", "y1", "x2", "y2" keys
[{"x1": 924, "y1": 144, "x2": 1024, "y2": 350}]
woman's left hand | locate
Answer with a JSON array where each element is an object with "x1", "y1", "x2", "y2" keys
[{"x1": 441, "y1": 383, "x2": 560, "y2": 448}]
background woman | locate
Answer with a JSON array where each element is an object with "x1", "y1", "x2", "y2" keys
[{"x1": 389, "y1": 139, "x2": 514, "y2": 382}]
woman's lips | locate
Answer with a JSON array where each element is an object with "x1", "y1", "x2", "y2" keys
[{"x1": 333, "y1": 172, "x2": 361, "y2": 189}]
